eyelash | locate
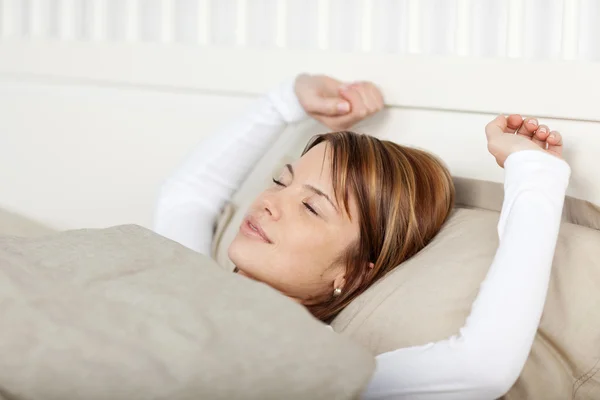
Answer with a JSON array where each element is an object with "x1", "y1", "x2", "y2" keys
[
  {"x1": 271, "y1": 178, "x2": 319, "y2": 216},
  {"x1": 271, "y1": 178, "x2": 284, "y2": 186},
  {"x1": 303, "y1": 202, "x2": 318, "y2": 216}
]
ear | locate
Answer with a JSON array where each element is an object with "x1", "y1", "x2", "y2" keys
[
  {"x1": 333, "y1": 275, "x2": 346, "y2": 291},
  {"x1": 368, "y1": 262, "x2": 374, "y2": 269}
]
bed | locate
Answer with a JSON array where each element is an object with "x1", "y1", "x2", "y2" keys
[{"x1": 1, "y1": 1, "x2": 599, "y2": 399}]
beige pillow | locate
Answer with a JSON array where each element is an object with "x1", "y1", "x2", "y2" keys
[
  {"x1": 332, "y1": 208, "x2": 600, "y2": 400},
  {"x1": 0, "y1": 225, "x2": 375, "y2": 400},
  {"x1": 211, "y1": 121, "x2": 600, "y2": 399}
]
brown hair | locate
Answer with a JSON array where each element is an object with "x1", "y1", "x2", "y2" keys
[{"x1": 302, "y1": 131, "x2": 455, "y2": 322}]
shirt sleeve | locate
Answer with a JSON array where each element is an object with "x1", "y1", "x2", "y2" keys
[
  {"x1": 153, "y1": 79, "x2": 307, "y2": 254},
  {"x1": 362, "y1": 150, "x2": 571, "y2": 400}
]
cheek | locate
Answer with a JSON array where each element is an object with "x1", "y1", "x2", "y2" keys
[
  {"x1": 228, "y1": 219, "x2": 342, "y2": 294},
  {"x1": 273, "y1": 218, "x2": 342, "y2": 263}
]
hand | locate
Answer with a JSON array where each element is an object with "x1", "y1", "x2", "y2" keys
[
  {"x1": 485, "y1": 114, "x2": 564, "y2": 168},
  {"x1": 294, "y1": 74, "x2": 384, "y2": 131}
]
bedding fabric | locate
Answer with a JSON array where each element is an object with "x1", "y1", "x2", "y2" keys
[
  {"x1": 0, "y1": 207, "x2": 55, "y2": 237},
  {"x1": 0, "y1": 225, "x2": 375, "y2": 400},
  {"x1": 210, "y1": 121, "x2": 600, "y2": 400}
]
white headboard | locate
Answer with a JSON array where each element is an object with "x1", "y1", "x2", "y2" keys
[{"x1": 0, "y1": 0, "x2": 598, "y2": 230}]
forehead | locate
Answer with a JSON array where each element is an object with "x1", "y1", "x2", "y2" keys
[{"x1": 293, "y1": 143, "x2": 333, "y2": 187}]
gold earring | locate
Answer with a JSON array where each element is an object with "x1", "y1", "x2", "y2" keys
[{"x1": 333, "y1": 287, "x2": 342, "y2": 297}]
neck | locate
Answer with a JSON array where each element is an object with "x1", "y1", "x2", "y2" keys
[{"x1": 233, "y1": 266, "x2": 306, "y2": 305}]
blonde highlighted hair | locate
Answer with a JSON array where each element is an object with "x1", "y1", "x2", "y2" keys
[{"x1": 302, "y1": 131, "x2": 455, "y2": 322}]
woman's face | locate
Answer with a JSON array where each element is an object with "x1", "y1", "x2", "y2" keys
[{"x1": 228, "y1": 143, "x2": 360, "y2": 304}]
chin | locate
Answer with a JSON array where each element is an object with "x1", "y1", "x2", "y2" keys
[
  {"x1": 227, "y1": 234, "x2": 271, "y2": 283},
  {"x1": 227, "y1": 235, "x2": 244, "y2": 266},
  {"x1": 227, "y1": 233, "x2": 259, "y2": 271}
]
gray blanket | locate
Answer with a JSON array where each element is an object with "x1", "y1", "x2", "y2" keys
[{"x1": 0, "y1": 225, "x2": 374, "y2": 400}]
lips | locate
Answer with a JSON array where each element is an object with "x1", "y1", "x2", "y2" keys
[{"x1": 241, "y1": 215, "x2": 273, "y2": 244}]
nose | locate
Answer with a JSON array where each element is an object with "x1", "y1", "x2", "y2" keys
[{"x1": 261, "y1": 192, "x2": 282, "y2": 221}]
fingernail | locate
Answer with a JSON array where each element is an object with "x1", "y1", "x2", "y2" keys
[
  {"x1": 538, "y1": 127, "x2": 547, "y2": 134},
  {"x1": 549, "y1": 133, "x2": 556, "y2": 141},
  {"x1": 337, "y1": 102, "x2": 350, "y2": 112},
  {"x1": 528, "y1": 118, "x2": 538, "y2": 126}
]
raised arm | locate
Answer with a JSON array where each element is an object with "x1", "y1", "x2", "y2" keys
[
  {"x1": 363, "y1": 116, "x2": 570, "y2": 400},
  {"x1": 154, "y1": 75, "x2": 381, "y2": 254},
  {"x1": 153, "y1": 80, "x2": 306, "y2": 254}
]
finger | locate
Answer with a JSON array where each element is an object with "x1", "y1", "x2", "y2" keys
[
  {"x1": 516, "y1": 117, "x2": 539, "y2": 137},
  {"x1": 344, "y1": 84, "x2": 372, "y2": 117},
  {"x1": 532, "y1": 124, "x2": 550, "y2": 148},
  {"x1": 364, "y1": 82, "x2": 385, "y2": 112},
  {"x1": 485, "y1": 115, "x2": 508, "y2": 140},
  {"x1": 547, "y1": 130, "x2": 564, "y2": 157},
  {"x1": 324, "y1": 86, "x2": 369, "y2": 130},
  {"x1": 351, "y1": 82, "x2": 381, "y2": 113},
  {"x1": 304, "y1": 95, "x2": 351, "y2": 117},
  {"x1": 506, "y1": 114, "x2": 524, "y2": 132},
  {"x1": 339, "y1": 86, "x2": 369, "y2": 119}
]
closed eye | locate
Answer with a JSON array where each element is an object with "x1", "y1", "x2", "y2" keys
[
  {"x1": 303, "y1": 202, "x2": 318, "y2": 216},
  {"x1": 272, "y1": 178, "x2": 285, "y2": 187}
]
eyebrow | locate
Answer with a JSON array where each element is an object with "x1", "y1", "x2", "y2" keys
[{"x1": 285, "y1": 164, "x2": 339, "y2": 213}]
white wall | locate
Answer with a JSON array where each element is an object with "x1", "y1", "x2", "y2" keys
[{"x1": 0, "y1": 77, "x2": 251, "y2": 229}]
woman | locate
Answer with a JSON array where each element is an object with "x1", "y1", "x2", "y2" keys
[{"x1": 154, "y1": 74, "x2": 570, "y2": 399}]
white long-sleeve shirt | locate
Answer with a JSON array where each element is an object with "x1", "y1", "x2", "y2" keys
[{"x1": 154, "y1": 80, "x2": 571, "y2": 400}]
